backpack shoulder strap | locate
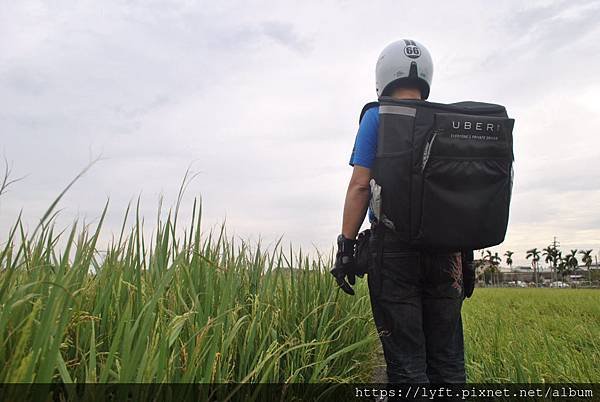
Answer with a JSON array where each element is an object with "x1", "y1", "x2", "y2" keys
[{"x1": 359, "y1": 101, "x2": 379, "y2": 124}]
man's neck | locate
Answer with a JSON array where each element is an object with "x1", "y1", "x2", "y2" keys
[{"x1": 391, "y1": 88, "x2": 422, "y2": 100}]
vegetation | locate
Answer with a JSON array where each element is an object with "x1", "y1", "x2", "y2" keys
[
  {"x1": 526, "y1": 248, "x2": 541, "y2": 285},
  {"x1": 3, "y1": 202, "x2": 599, "y2": 384},
  {"x1": 0, "y1": 197, "x2": 376, "y2": 384},
  {"x1": 481, "y1": 250, "x2": 502, "y2": 285},
  {"x1": 464, "y1": 289, "x2": 600, "y2": 382},
  {"x1": 542, "y1": 243, "x2": 560, "y2": 282},
  {"x1": 483, "y1": 238, "x2": 598, "y2": 286},
  {"x1": 580, "y1": 250, "x2": 593, "y2": 282},
  {"x1": 504, "y1": 250, "x2": 513, "y2": 272},
  {"x1": 1, "y1": 167, "x2": 599, "y2": 386}
]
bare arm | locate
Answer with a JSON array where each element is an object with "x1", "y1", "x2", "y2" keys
[{"x1": 341, "y1": 165, "x2": 371, "y2": 239}]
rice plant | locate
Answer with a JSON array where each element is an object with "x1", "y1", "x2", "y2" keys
[
  {"x1": 1, "y1": 165, "x2": 598, "y2": 392},
  {"x1": 0, "y1": 194, "x2": 377, "y2": 385}
]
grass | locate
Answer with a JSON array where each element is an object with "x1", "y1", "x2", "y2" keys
[
  {"x1": 0, "y1": 196, "x2": 377, "y2": 385},
  {"x1": 463, "y1": 288, "x2": 600, "y2": 382},
  {"x1": 1, "y1": 173, "x2": 598, "y2": 387}
]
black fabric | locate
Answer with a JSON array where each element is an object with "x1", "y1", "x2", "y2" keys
[
  {"x1": 367, "y1": 226, "x2": 465, "y2": 385},
  {"x1": 354, "y1": 229, "x2": 371, "y2": 275},
  {"x1": 369, "y1": 97, "x2": 514, "y2": 250},
  {"x1": 461, "y1": 250, "x2": 475, "y2": 298}
]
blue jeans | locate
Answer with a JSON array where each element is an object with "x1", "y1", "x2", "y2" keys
[{"x1": 368, "y1": 230, "x2": 466, "y2": 384}]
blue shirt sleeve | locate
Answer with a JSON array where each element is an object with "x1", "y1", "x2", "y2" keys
[{"x1": 349, "y1": 106, "x2": 378, "y2": 168}]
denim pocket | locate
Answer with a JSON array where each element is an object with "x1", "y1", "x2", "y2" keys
[
  {"x1": 377, "y1": 251, "x2": 421, "y2": 302},
  {"x1": 422, "y1": 252, "x2": 463, "y2": 299}
]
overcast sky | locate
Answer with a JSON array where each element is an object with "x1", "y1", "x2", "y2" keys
[{"x1": 2, "y1": 0, "x2": 600, "y2": 266}]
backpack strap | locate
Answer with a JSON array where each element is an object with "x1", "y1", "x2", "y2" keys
[{"x1": 359, "y1": 101, "x2": 379, "y2": 124}]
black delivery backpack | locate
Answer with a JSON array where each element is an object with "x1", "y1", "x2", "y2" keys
[{"x1": 361, "y1": 96, "x2": 515, "y2": 251}]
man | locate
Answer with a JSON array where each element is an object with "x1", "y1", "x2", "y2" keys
[{"x1": 331, "y1": 39, "x2": 475, "y2": 384}]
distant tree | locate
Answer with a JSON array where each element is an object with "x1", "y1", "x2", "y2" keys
[
  {"x1": 543, "y1": 246, "x2": 553, "y2": 281},
  {"x1": 543, "y1": 242, "x2": 560, "y2": 283},
  {"x1": 526, "y1": 248, "x2": 541, "y2": 286},
  {"x1": 556, "y1": 252, "x2": 567, "y2": 280},
  {"x1": 484, "y1": 250, "x2": 502, "y2": 285},
  {"x1": 492, "y1": 252, "x2": 502, "y2": 284},
  {"x1": 479, "y1": 249, "x2": 488, "y2": 285},
  {"x1": 473, "y1": 256, "x2": 487, "y2": 286},
  {"x1": 568, "y1": 249, "x2": 579, "y2": 270},
  {"x1": 563, "y1": 249, "x2": 579, "y2": 280},
  {"x1": 579, "y1": 249, "x2": 593, "y2": 283},
  {"x1": 504, "y1": 250, "x2": 514, "y2": 272}
]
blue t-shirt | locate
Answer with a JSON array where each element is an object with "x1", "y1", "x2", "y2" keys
[
  {"x1": 349, "y1": 106, "x2": 379, "y2": 169},
  {"x1": 349, "y1": 106, "x2": 379, "y2": 222}
]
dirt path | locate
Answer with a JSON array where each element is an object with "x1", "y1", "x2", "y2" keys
[{"x1": 371, "y1": 344, "x2": 388, "y2": 383}]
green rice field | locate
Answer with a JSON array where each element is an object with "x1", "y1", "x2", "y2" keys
[{"x1": 1, "y1": 199, "x2": 599, "y2": 384}]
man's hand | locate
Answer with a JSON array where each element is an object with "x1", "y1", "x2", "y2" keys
[
  {"x1": 331, "y1": 234, "x2": 359, "y2": 295},
  {"x1": 461, "y1": 250, "x2": 475, "y2": 299}
]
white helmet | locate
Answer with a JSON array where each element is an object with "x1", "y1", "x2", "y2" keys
[{"x1": 375, "y1": 39, "x2": 433, "y2": 99}]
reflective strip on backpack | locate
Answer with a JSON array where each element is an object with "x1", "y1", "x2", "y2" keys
[{"x1": 378, "y1": 105, "x2": 416, "y2": 117}]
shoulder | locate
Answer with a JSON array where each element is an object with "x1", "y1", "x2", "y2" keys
[
  {"x1": 359, "y1": 102, "x2": 379, "y2": 124},
  {"x1": 363, "y1": 106, "x2": 379, "y2": 121},
  {"x1": 355, "y1": 105, "x2": 379, "y2": 147},
  {"x1": 350, "y1": 105, "x2": 379, "y2": 168},
  {"x1": 360, "y1": 106, "x2": 379, "y2": 127}
]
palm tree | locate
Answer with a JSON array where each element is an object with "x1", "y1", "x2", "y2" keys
[
  {"x1": 542, "y1": 244, "x2": 560, "y2": 283},
  {"x1": 579, "y1": 249, "x2": 593, "y2": 284},
  {"x1": 564, "y1": 249, "x2": 579, "y2": 282},
  {"x1": 491, "y1": 252, "x2": 502, "y2": 285},
  {"x1": 480, "y1": 249, "x2": 490, "y2": 285},
  {"x1": 484, "y1": 250, "x2": 501, "y2": 286},
  {"x1": 526, "y1": 248, "x2": 541, "y2": 286},
  {"x1": 482, "y1": 250, "x2": 492, "y2": 285},
  {"x1": 543, "y1": 246, "x2": 553, "y2": 282},
  {"x1": 473, "y1": 255, "x2": 487, "y2": 287},
  {"x1": 556, "y1": 251, "x2": 567, "y2": 281},
  {"x1": 504, "y1": 250, "x2": 514, "y2": 272}
]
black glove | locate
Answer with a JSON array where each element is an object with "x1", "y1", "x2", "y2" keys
[
  {"x1": 354, "y1": 229, "x2": 372, "y2": 276},
  {"x1": 331, "y1": 234, "x2": 359, "y2": 295},
  {"x1": 461, "y1": 250, "x2": 475, "y2": 299}
]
